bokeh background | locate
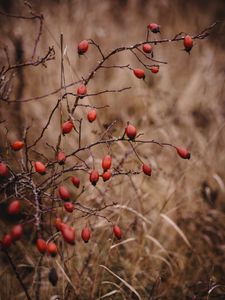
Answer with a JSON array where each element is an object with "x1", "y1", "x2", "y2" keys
[{"x1": 0, "y1": 0, "x2": 225, "y2": 299}]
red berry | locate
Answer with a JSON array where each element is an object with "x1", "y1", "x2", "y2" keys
[
  {"x1": 11, "y1": 140, "x2": 24, "y2": 151},
  {"x1": 81, "y1": 227, "x2": 91, "y2": 243},
  {"x1": 36, "y1": 238, "x2": 47, "y2": 254},
  {"x1": 183, "y1": 35, "x2": 193, "y2": 52},
  {"x1": 0, "y1": 162, "x2": 8, "y2": 177},
  {"x1": 133, "y1": 68, "x2": 145, "y2": 79},
  {"x1": 56, "y1": 151, "x2": 66, "y2": 165},
  {"x1": 71, "y1": 176, "x2": 80, "y2": 188},
  {"x1": 11, "y1": 224, "x2": 23, "y2": 241},
  {"x1": 150, "y1": 65, "x2": 159, "y2": 74},
  {"x1": 58, "y1": 186, "x2": 70, "y2": 201},
  {"x1": 102, "y1": 171, "x2": 112, "y2": 182},
  {"x1": 113, "y1": 225, "x2": 122, "y2": 240},
  {"x1": 102, "y1": 155, "x2": 112, "y2": 171},
  {"x1": 147, "y1": 23, "x2": 160, "y2": 33},
  {"x1": 64, "y1": 202, "x2": 74, "y2": 213},
  {"x1": 142, "y1": 164, "x2": 152, "y2": 176},
  {"x1": 142, "y1": 44, "x2": 152, "y2": 53},
  {"x1": 34, "y1": 161, "x2": 46, "y2": 175},
  {"x1": 77, "y1": 84, "x2": 87, "y2": 96},
  {"x1": 2, "y1": 234, "x2": 12, "y2": 248},
  {"x1": 176, "y1": 147, "x2": 191, "y2": 159},
  {"x1": 87, "y1": 110, "x2": 97, "y2": 123},
  {"x1": 61, "y1": 227, "x2": 75, "y2": 245},
  {"x1": 47, "y1": 242, "x2": 58, "y2": 256},
  {"x1": 55, "y1": 217, "x2": 63, "y2": 231},
  {"x1": 125, "y1": 124, "x2": 137, "y2": 139},
  {"x1": 78, "y1": 40, "x2": 89, "y2": 55},
  {"x1": 62, "y1": 120, "x2": 74, "y2": 134},
  {"x1": 89, "y1": 170, "x2": 99, "y2": 186},
  {"x1": 8, "y1": 200, "x2": 20, "y2": 215}
]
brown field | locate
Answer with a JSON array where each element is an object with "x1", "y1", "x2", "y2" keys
[{"x1": 0, "y1": 0, "x2": 225, "y2": 299}]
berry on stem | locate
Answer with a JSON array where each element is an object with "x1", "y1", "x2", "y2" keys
[
  {"x1": 11, "y1": 140, "x2": 24, "y2": 151},
  {"x1": 176, "y1": 147, "x2": 191, "y2": 159},
  {"x1": 142, "y1": 164, "x2": 152, "y2": 176},
  {"x1": 47, "y1": 242, "x2": 58, "y2": 256},
  {"x1": 8, "y1": 200, "x2": 20, "y2": 215},
  {"x1": 34, "y1": 161, "x2": 46, "y2": 175},
  {"x1": 125, "y1": 124, "x2": 137, "y2": 140},
  {"x1": 87, "y1": 110, "x2": 97, "y2": 123},
  {"x1": 58, "y1": 186, "x2": 71, "y2": 201},
  {"x1": 64, "y1": 202, "x2": 74, "y2": 213},
  {"x1": 133, "y1": 68, "x2": 145, "y2": 79},
  {"x1": 2, "y1": 234, "x2": 13, "y2": 249},
  {"x1": 62, "y1": 120, "x2": 74, "y2": 135},
  {"x1": 77, "y1": 84, "x2": 87, "y2": 96},
  {"x1": 89, "y1": 170, "x2": 99, "y2": 186},
  {"x1": 150, "y1": 65, "x2": 159, "y2": 74},
  {"x1": 36, "y1": 238, "x2": 47, "y2": 254},
  {"x1": 102, "y1": 171, "x2": 112, "y2": 182},
  {"x1": 113, "y1": 225, "x2": 122, "y2": 240},
  {"x1": 11, "y1": 224, "x2": 23, "y2": 241},
  {"x1": 148, "y1": 23, "x2": 160, "y2": 33},
  {"x1": 62, "y1": 227, "x2": 75, "y2": 245},
  {"x1": 183, "y1": 35, "x2": 193, "y2": 52},
  {"x1": 142, "y1": 44, "x2": 152, "y2": 53},
  {"x1": 78, "y1": 40, "x2": 89, "y2": 55},
  {"x1": 0, "y1": 162, "x2": 8, "y2": 177},
  {"x1": 56, "y1": 151, "x2": 66, "y2": 165},
  {"x1": 102, "y1": 155, "x2": 112, "y2": 171},
  {"x1": 71, "y1": 176, "x2": 80, "y2": 188},
  {"x1": 81, "y1": 227, "x2": 91, "y2": 243}
]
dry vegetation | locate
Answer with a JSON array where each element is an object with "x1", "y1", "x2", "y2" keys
[{"x1": 0, "y1": 0, "x2": 225, "y2": 299}]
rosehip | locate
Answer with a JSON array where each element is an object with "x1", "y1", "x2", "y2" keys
[
  {"x1": 2, "y1": 234, "x2": 12, "y2": 248},
  {"x1": 78, "y1": 40, "x2": 89, "y2": 55},
  {"x1": 102, "y1": 171, "x2": 112, "y2": 182},
  {"x1": 11, "y1": 224, "x2": 23, "y2": 241},
  {"x1": 64, "y1": 202, "x2": 74, "y2": 213},
  {"x1": 61, "y1": 227, "x2": 75, "y2": 245},
  {"x1": 34, "y1": 161, "x2": 46, "y2": 175},
  {"x1": 71, "y1": 176, "x2": 80, "y2": 188},
  {"x1": 0, "y1": 162, "x2": 8, "y2": 177},
  {"x1": 58, "y1": 186, "x2": 70, "y2": 201},
  {"x1": 142, "y1": 164, "x2": 152, "y2": 176},
  {"x1": 55, "y1": 217, "x2": 63, "y2": 231},
  {"x1": 148, "y1": 23, "x2": 160, "y2": 33},
  {"x1": 102, "y1": 155, "x2": 112, "y2": 171},
  {"x1": 142, "y1": 44, "x2": 152, "y2": 53},
  {"x1": 36, "y1": 238, "x2": 47, "y2": 254},
  {"x1": 113, "y1": 225, "x2": 122, "y2": 240},
  {"x1": 176, "y1": 147, "x2": 191, "y2": 159},
  {"x1": 87, "y1": 110, "x2": 97, "y2": 123},
  {"x1": 183, "y1": 35, "x2": 193, "y2": 52},
  {"x1": 56, "y1": 151, "x2": 66, "y2": 165},
  {"x1": 62, "y1": 120, "x2": 74, "y2": 134},
  {"x1": 77, "y1": 84, "x2": 87, "y2": 96},
  {"x1": 8, "y1": 200, "x2": 20, "y2": 215},
  {"x1": 150, "y1": 65, "x2": 159, "y2": 74},
  {"x1": 47, "y1": 242, "x2": 58, "y2": 256},
  {"x1": 133, "y1": 68, "x2": 145, "y2": 79},
  {"x1": 11, "y1": 140, "x2": 24, "y2": 151},
  {"x1": 89, "y1": 170, "x2": 99, "y2": 186},
  {"x1": 81, "y1": 227, "x2": 91, "y2": 243},
  {"x1": 125, "y1": 124, "x2": 137, "y2": 139}
]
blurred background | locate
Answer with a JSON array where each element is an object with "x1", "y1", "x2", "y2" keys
[{"x1": 0, "y1": 0, "x2": 225, "y2": 299}]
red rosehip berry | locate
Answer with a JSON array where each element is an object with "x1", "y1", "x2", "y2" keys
[
  {"x1": 56, "y1": 151, "x2": 66, "y2": 165},
  {"x1": 147, "y1": 23, "x2": 160, "y2": 33},
  {"x1": 81, "y1": 227, "x2": 91, "y2": 243},
  {"x1": 11, "y1": 224, "x2": 23, "y2": 241},
  {"x1": 150, "y1": 65, "x2": 159, "y2": 74},
  {"x1": 64, "y1": 202, "x2": 74, "y2": 213},
  {"x1": 11, "y1": 140, "x2": 24, "y2": 151},
  {"x1": 77, "y1": 84, "x2": 87, "y2": 96},
  {"x1": 8, "y1": 200, "x2": 20, "y2": 215},
  {"x1": 58, "y1": 186, "x2": 70, "y2": 201},
  {"x1": 78, "y1": 40, "x2": 89, "y2": 55},
  {"x1": 102, "y1": 171, "x2": 112, "y2": 182},
  {"x1": 71, "y1": 176, "x2": 80, "y2": 188},
  {"x1": 133, "y1": 68, "x2": 145, "y2": 79},
  {"x1": 0, "y1": 162, "x2": 8, "y2": 177},
  {"x1": 125, "y1": 124, "x2": 137, "y2": 140},
  {"x1": 142, "y1": 44, "x2": 152, "y2": 53},
  {"x1": 55, "y1": 217, "x2": 63, "y2": 231},
  {"x1": 142, "y1": 164, "x2": 152, "y2": 176},
  {"x1": 34, "y1": 161, "x2": 46, "y2": 175},
  {"x1": 47, "y1": 242, "x2": 58, "y2": 256},
  {"x1": 2, "y1": 234, "x2": 13, "y2": 249},
  {"x1": 87, "y1": 110, "x2": 97, "y2": 123},
  {"x1": 183, "y1": 35, "x2": 193, "y2": 52},
  {"x1": 113, "y1": 225, "x2": 122, "y2": 240},
  {"x1": 89, "y1": 170, "x2": 99, "y2": 186},
  {"x1": 102, "y1": 155, "x2": 112, "y2": 171},
  {"x1": 62, "y1": 120, "x2": 74, "y2": 135},
  {"x1": 36, "y1": 238, "x2": 47, "y2": 254},
  {"x1": 176, "y1": 147, "x2": 191, "y2": 159},
  {"x1": 61, "y1": 227, "x2": 75, "y2": 245}
]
